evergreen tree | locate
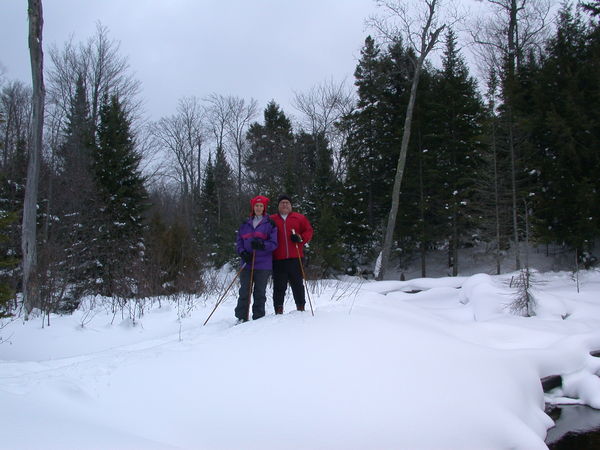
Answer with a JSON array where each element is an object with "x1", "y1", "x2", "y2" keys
[
  {"x1": 0, "y1": 210, "x2": 18, "y2": 317},
  {"x1": 199, "y1": 154, "x2": 217, "y2": 258},
  {"x1": 522, "y1": 5, "x2": 600, "y2": 253},
  {"x1": 424, "y1": 30, "x2": 486, "y2": 275},
  {"x1": 472, "y1": 70, "x2": 513, "y2": 275},
  {"x1": 212, "y1": 145, "x2": 237, "y2": 266},
  {"x1": 299, "y1": 130, "x2": 344, "y2": 275},
  {"x1": 143, "y1": 206, "x2": 202, "y2": 296},
  {"x1": 245, "y1": 101, "x2": 295, "y2": 200},
  {"x1": 92, "y1": 95, "x2": 148, "y2": 296},
  {"x1": 582, "y1": 0, "x2": 600, "y2": 17},
  {"x1": 292, "y1": 130, "x2": 318, "y2": 200},
  {"x1": 52, "y1": 75, "x2": 98, "y2": 298},
  {"x1": 339, "y1": 37, "x2": 410, "y2": 267},
  {"x1": 198, "y1": 148, "x2": 237, "y2": 267},
  {"x1": 397, "y1": 67, "x2": 442, "y2": 276}
]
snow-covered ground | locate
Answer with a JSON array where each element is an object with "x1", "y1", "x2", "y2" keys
[{"x1": 2, "y1": 268, "x2": 600, "y2": 449}]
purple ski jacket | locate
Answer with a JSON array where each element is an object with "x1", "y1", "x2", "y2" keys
[{"x1": 236, "y1": 216, "x2": 278, "y2": 270}]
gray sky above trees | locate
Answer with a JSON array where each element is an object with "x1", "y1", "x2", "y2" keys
[
  {"x1": 1, "y1": 0, "x2": 532, "y2": 122},
  {"x1": 1, "y1": 0, "x2": 388, "y2": 120}
]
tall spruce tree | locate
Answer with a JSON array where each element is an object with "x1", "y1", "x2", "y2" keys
[
  {"x1": 198, "y1": 147, "x2": 237, "y2": 267},
  {"x1": 302, "y1": 131, "x2": 343, "y2": 275},
  {"x1": 340, "y1": 37, "x2": 409, "y2": 267},
  {"x1": 0, "y1": 210, "x2": 18, "y2": 317},
  {"x1": 425, "y1": 30, "x2": 485, "y2": 275},
  {"x1": 53, "y1": 75, "x2": 98, "y2": 297},
  {"x1": 397, "y1": 66, "x2": 441, "y2": 277},
  {"x1": 213, "y1": 145, "x2": 237, "y2": 266},
  {"x1": 199, "y1": 154, "x2": 217, "y2": 258},
  {"x1": 92, "y1": 94, "x2": 148, "y2": 296},
  {"x1": 245, "y1": 101, "x2": 295, "y2": 200},
  {"x1": 521, "y1": 4, "x2": 600, "y2": 253},
  {"x1": 473, "y1": 70, "x2": 513, "y2": 275}
]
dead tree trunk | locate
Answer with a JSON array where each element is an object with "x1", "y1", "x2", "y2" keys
[{"x1": 22, "y1": 0, "x2": 45, "y2": 317}]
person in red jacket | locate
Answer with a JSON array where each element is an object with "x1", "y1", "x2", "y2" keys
[{"x1": 270, "y1": 194, "x2": 313, "y2": 314}]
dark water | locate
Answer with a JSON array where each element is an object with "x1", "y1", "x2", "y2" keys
[{"x1": 546, "y1": 405, "x2": 600, "y2": 449}]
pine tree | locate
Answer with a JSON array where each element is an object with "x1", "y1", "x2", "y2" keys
[
  {"x1": 199, "y1": 154, "x2": 217, "y2": 258},
  {"x1": 292, "y1": 131, "x2": 318, "y2": 200},
  {"x1": 424, "y1": 30, "x2": 486, "y2": 275},
  {"x1": 212, "y1": 145, "x2": 237, "y2": 266},
  {"x1": 473, "y1": 70, "x2": 513, "y2": 275},
  {"x1": 339, "y1": 37, "x2": 409, "y2": 267},
  {"x1": 522, "y1": 5, "x2": 600, "y2": 253},
  {"x1": 582, "y1": 0, "x2": 600, "y2": 17},
  {"x1": 398, "y1": 69, "x2": 442, "y2": 276},
  {"x1": 299, "y1": 130, "x2": 344, "y2": 275},
  {"x1": 92, "y1": 95, "x2": 148, "y2": 297},
  {"x1": 52, "y1": 75, "x2": 98, "y2": 298},
  {"x1": 198, "y1": 149, "x2": 237, "y2": 267},
  {"x1": 245, "y1": 101, "x2": 295, "y2": 200},
  {"x1": 0, "y1": 210, "x2": 18, "y2": 317}
]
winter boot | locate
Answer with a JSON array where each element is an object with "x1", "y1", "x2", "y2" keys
[
  {"x1": 296, "y1": 304, "x2": 305, "y2": 312},
  {"x1": 275, "y1": 306, "x2": 284, "y2": 315}
]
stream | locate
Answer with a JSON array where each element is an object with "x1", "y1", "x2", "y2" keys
[{"x1": 546, "y1": 404, "x2": 600, "y2": 449}]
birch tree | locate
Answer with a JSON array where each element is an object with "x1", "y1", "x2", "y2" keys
[
  {"x1": 22, "y1": 0, "x2": 45, "y2": 316},
  {"x1": 369, "y1": 0, "x2": 446, "y2": 280}
]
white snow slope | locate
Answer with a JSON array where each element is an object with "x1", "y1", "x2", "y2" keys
[{"x1": 2, "y1": 269, "x2": 600, "y2": 449}]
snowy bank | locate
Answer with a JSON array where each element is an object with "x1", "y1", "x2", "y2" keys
[{"x1": 2, "y1": 270, "x2": 600, "y2": 449}]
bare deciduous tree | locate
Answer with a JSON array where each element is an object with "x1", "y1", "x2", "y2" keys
[
  {"x1": 23, "y1": 0, "x2": 45, "y2": 316},
  {"x1": 292, "y1": 78, "x2": 354, "y2": 179},
  {"x1": 150, "y1": 96, "x2": 205, "y2": 208},
  {"x1": 47, "y1": 22, "x2": 142, "y2": 134},
  {"x1": 468, "y1": 0, "x2": 552, "y2": 78},
  {"x1": 0, "y1": 81, "x2": 32, "y2": 169},
  {"x1": 224, "y1": 96, "x2": 257, "y2": 213},
  {"x1": 204, "y1": 93, "x2": 258, "y2": 214},
  {"x1": 204, "y1": 93, "x2": 231, "y2": 154},
  {"x1": 368, "y1": 0, "x2": 447, "y2": 280}
]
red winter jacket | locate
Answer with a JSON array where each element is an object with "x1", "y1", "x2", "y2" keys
[{"x1": 270, "y1": 212, "x2": 313, "y2": 260}]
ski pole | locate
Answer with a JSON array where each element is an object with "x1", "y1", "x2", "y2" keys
[
  {"x1": 203, "y1": 263, "x2": 246, "y2": 326},
  {"x1": 292, "y1": 229, "x2": 314, "y2": 316},
  {"x1": 247, "y1": 250, "x2": 256, "y2": 321}
]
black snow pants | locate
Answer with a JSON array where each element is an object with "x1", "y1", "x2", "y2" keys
[
  {"x1": 235, "y1": 268, "x2": 271, "y2": 321},
  {"x1": 273, "y1": 258, "x2": 305, "y2": 310}
]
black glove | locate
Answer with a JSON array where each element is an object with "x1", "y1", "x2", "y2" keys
[
  {"x1": 240, "y1": 251, "x2": 252, "y2": 264},
  {"x1": 291, "y1": 233, "x2": 303, "y2": 243},
  {"x1": 251, "y1": 238, "x2": 265, "y2": 250}
]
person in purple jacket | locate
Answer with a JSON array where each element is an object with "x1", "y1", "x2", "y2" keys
[{"x1": 235, "y1": 195, "x2": 278, "y2": 322}]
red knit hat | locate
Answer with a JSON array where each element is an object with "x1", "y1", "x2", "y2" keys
[{"x1": 250, "y1": 195, "x2": 269, "y2": 216}]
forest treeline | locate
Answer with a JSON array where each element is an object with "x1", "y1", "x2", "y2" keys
[{"x1": 0, "y1": 1, "x2": 599, "y2": 317}]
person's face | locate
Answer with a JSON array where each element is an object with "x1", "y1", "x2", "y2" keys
[
  {"x1": 278, "y1": 200, "x2": 292, "y2": 215},
  {"x1": 254, "y1": 202, "x2": 265, "y2": 216}
]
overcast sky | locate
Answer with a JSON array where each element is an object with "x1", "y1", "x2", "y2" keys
[
  {"x1": 1, "y1": 1, "x2": 394, "y2": 122},
  {"x1": 0, "y1": 1, "x2": 505, "y2": 124}
]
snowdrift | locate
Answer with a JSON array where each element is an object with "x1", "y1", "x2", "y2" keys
[{"x1": 2, "y1": 270, "x2": 600, "y2": 449}]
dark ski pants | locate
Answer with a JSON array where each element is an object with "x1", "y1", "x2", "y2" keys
[
  {"x1": 235, "y1": 268, "x2": 271, "y2": 321},
  {"x1": 273, "y1": 258, "x2": 305, "y2": 310}
]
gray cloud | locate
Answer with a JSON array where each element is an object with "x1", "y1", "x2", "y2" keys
[{"x1": 1, "y1": 0, "x2": 379, "y2": 120}]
